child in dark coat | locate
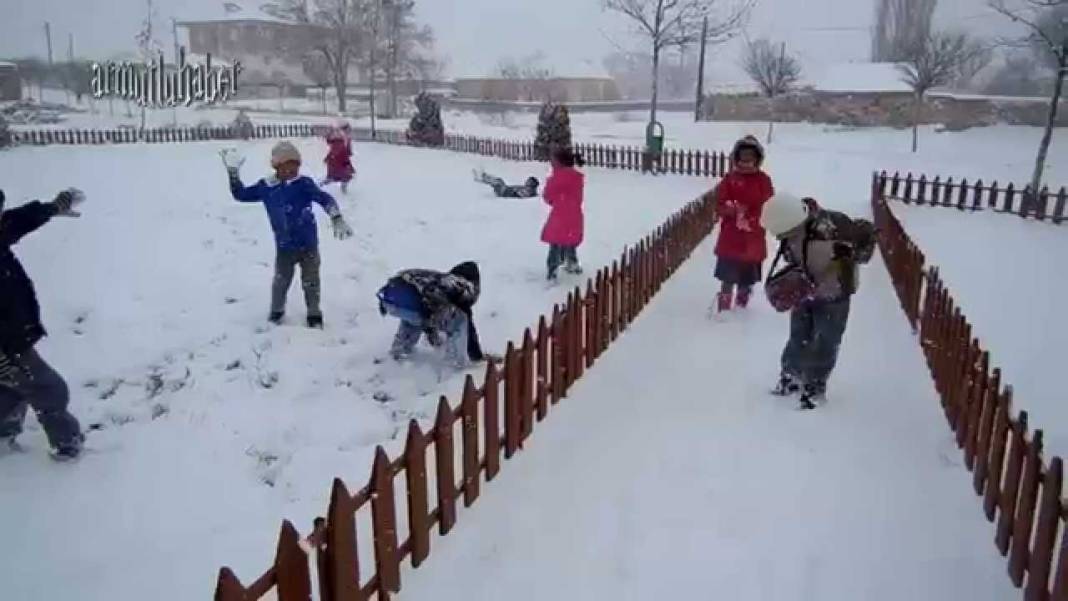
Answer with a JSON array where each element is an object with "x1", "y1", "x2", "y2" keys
[
  {"x1": 223, "y1": 141, "x2": 354, "y2": 328},
  {"x1": 702, "y1": 135, "x2": 775, "y2": 314},
  {"x1": 376, "y1": 261, "x2": 498, "y2": 369},
  {"x1": 0, "y1": 188, "x2": 86, "y2": 460},
  {"x1": 473, "y1": 170, "x2": 539, "y2": 198}
]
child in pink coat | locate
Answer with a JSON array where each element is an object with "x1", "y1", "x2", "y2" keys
[
  {"x1": 321, "y1": 121, "x2": 355, "y2": 194},
  {"x1": 541, "y1": 147, "x2": 586, "y2": 281}
]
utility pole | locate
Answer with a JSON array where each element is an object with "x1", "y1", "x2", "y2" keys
[
  {"x1": 694, "y1": 16, "x2": 708, "y2": 122},
  {"x1": 44, "y1": 22, "x2": 54, "y2": 65},
  {"x1": 369, "y1": 0, "x2": 383, "y2": 138},
  {"x1": 172, "y1": 18, "x2": 179, "y2": 60}
]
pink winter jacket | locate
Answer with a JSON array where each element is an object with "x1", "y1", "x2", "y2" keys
[{"x1": 540, "y1": 166, "x2": 585, "y2": 246}]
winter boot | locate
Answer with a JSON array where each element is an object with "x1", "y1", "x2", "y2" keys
[
  {"x1": 716, "y1": 292, "x2": 733, "y2": 314},
  {"x1": 799, "y1": 381, "x2": 826, "y2": 410},
  {"x1": 50, "y1": 433, "x2": 85, "y2": 462},
  {"x1": 307, "y1": 314, "x2": 324, "y2": 329},
  {"x1": 564, "y1": 260, "x2": 583, "y2": 275},
  {"x1": 736, "y1": 287, "x2": 752, "y2": 309},
  {"x1": 547, "y1": 267, "x2": 558, "y2": 282},
  {"x1": 268, "y1": 311, "x2": 284, "y2": 325},
  {"x1": 771, "y1": 372, "x2": 801, "y2": 397}
]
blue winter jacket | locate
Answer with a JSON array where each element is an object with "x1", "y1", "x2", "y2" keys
[{"x1": 229, "y1": 174, "x2": 340, "y2": 250}]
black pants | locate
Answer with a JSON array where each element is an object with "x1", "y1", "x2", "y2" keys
[
  {"x1": 0, "y1": 348, "x2": 82, "y2": 449},
  {"x1": 547, "y1": 245, "x2": 579, "y2": 277},
  {"x1": 780, "y1": 297, "x2": 851, "y2": 390}
]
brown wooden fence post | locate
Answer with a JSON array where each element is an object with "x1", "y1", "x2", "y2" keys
[
  {"x1": 1037, "y1": 187, "x2": 1050, "y2": 221},
  {"x1": 274, "y1": 520, "x2": 312, "y2": 601},
  {"x1": 984, "y1": 388, "x2": 1014, "y2": 521},
  {"x1": 483, "y1": 360, "x2": 501, "y2": 480},
  {"x1": 572, "y1": 286, "x2": 585, "y2": 380},
  {"x1": 404, "y1": 421, "x2": 431, "y2": 568},
  {"x1": 324, "y1": 478, "x2": 359, "y2": 601},
  {"x1": 584, "y1": 280, "x2": 596, "y2": 369},
  {"x1": 434, "y1": 397, "x2": 457, "y2": 535},
  {"x1": 503, "y1": 343, "x2": 520, "y2": 457},
  {"x1": 370, "y1": 447, "x2": 401, "y2": 595},
  {"x1": 1009, "y1": 429, "x2": 1045, "y2": 586},
  {"x1": 520, "y1": 329, "x2": 535, "y2": 440},
  {"x1": 1005, "y1": 183, "x2": 1017, "y2": 214},
  {"x1": 973, "y1": 368, "x2": 1003, "y2": 495},
  {"x1": 1053, "y1": 187, "x2": 1067, "y2": 225},
  {"x1": 997, "y1": 411, "x2": 1031, "y2": 555},
  {"x1": 214, "y1": 568, "x2": 247, "y2": 601},
  {"x1": 964, "y1": 351, "x2": 990, "y2": 467},
  {"x1": 551, "y1": 306, "x2": 564, "y2": 404},
  {"x1": 460, "y1": 376, "x2": 480, "y2": 507},
  {"x1": 536, "y1": 316, "x2": 549, "y2": 421},
  {"x1": 1024, "y1": 457, "x2": 1063, "y2": 601}
]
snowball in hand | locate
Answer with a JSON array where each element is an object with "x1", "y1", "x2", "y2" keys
[{"x1": 220, "y1": 148, "x2": 245, "y2": 170}]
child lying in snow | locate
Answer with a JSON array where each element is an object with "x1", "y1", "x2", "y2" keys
[{"x1": 473, "y1": 169, "x2": 540, "y2": 198}]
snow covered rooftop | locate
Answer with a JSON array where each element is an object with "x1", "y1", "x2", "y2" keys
[
  {"x1": 804, "y1": 62, "x2": 912, "y2": 94},
  {"x1": 0, "y1": 61, "x2": 16, "y2": 67},
  {"x1": 177, "y1": 1, "x2": 287, "y2": 24}
]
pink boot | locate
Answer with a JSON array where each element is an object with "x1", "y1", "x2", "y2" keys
[
  {"x1": 736, "y1": 287, "x2": 751, "y2": 309},
  {"x1": 717, "y1": 292, "x2": 733, "y2": 313}
]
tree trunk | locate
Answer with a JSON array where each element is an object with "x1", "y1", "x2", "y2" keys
[
  {"x1": 766, "y1": 96, "x2": 774, "y2": 144},
  {"x1": 1028, "y1": 54, "x2": 1065, "y2": 210},
  {"x1": 695, "y1": 16, "x2": 708, "y2": 122},
  {"x1": 335, "y1": 69, "x2": 347, "y2": 113},
  {"x1": 911, "y1": 92, "x2": 921, "y2": 153},
  {"x1": 649, "y1": 43, "x2": 660, "y2": 127},
  {"x1": 321, "y1": 86, "x2": 327, "y2": 114}
]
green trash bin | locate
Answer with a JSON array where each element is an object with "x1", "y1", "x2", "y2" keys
[{"x1": 645, "y1": 121, "x2": 665, "y2": 157}]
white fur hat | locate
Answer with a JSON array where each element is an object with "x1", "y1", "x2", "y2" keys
[
  {"x1": 761, "y1": 192, "x2": 809, "y2": 237},
  {"x1": 270, "y1": 141, "x2": 301, "y2": 166}
]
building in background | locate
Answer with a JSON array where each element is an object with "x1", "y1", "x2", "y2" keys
[{"x1": 0, "y1": 62, "x2": 21, "y2": 101}]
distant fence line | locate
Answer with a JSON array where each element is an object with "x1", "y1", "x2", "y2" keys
[
  {"x1": 8, "y1": 124, "x2": 731, "y2": 178},
  {"x1": 873, "y1": 172, "x2": 1068, "y2": 601},
  {"x1": 878, "y1": 170, "x2": 1067, "y2": 226}
]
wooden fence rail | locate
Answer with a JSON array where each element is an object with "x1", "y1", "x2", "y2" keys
[
  {"x1": 9, "y1": 125, "x2": 729, "y2": 178},
  {"x1": 872, "y1": 171, "x2": 1068, "y2": 601},
  {"x1": 875, "y1": 170, "x2": 1067, "y2": 225},
  {"x1": 212, "y1": 186, "x2": 719, "y2": 601}
]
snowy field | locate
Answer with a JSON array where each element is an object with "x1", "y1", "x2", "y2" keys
[
  {"x1": 398, "y1": 240, "x2": 1017, "y2": 601},
  {"x1": 0, "y1": 139, "x2": 709, "y2": 601},
  {"x1": 894, "y1": 204, "x2": 1068, "y2": 461}
]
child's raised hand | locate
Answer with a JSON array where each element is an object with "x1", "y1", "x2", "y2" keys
[{"x1": 219, "y1": 148, "x2": 245, "y2": 173}]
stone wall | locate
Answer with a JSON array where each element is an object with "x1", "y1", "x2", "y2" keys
[{"x1": 701, "y1": 90, "x2": 1068, "y2": 130}]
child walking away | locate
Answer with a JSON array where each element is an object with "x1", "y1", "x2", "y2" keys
[
  {"x1": 542, "y1": 147, "x2": 586, "y2": 281},
  {"x1": 223, "y1": 141, "x2": 355, "y2": 328},
  {"x1": 0, "y1": 188, "x2": 87, "y2": 461},
  {"x1": 321, "y1": 120, "x2": 355, "y2": 194},
  {"x1": 703, "y1": 135, "x2": 774, "y2": 316},
  {"x1": 473, "y1": 169, "x2": 539, "y2": 198},
  {"x1": 376, "y1": 262, "x2": 499, "y2": 369},
  {"x1": 761, "y1": 193, "x2": 877, "y2": 410}
]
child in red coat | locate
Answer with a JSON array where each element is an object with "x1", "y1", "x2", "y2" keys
[
  {"x1": 321, "y1": 121, "x2": 355, "y2": 194},
  {"x1": 704, "y1": 135, "x2": 774, "y2": 314},
  {"x1": 541, "y1": 147, "x2": 586, "y2": 281}
]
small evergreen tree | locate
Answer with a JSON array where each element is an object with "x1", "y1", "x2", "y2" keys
[
  {"x1": 407, "y1": 92, "x2": 444, "y2": 147},
  {"x1": 0, "y1": 113, "x2": 11, "y2": 149},
  {"x1": 534, "y1": 102, "x2": 572, "y2": 160}
]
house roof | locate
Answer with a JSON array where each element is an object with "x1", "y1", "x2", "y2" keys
[
  {"x1": 804, "y1": 62, "x2": 912, "y2": 94},
  {"x1": 177, "y1": 1, "x2": 289, "y2": 26}
]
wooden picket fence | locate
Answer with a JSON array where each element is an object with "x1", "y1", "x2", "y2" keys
[
  {"x1": 876, "y1": 170, "x2": 1068, "y2": 225},
  {"x1": 872, "y1": 172, "x2": 1068, "y2": 601},
  {"x1": 9, "y1": 124, "x2": 729, "y2": 178},
  {"x1": 212, "y1": 191, "x2": 719, "y2": 601}
]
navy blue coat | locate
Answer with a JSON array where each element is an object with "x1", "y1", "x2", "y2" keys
[
  {"x1": 229, "y1": 174, "x2": 340, "y2": 250},
  {"x1": 0, "y1": 200, "x2": 57, "y2": 354}
]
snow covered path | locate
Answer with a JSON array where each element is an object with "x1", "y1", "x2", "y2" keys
[{"x1": 398, "y1": 241, "x2": 1017, "y2": 600}]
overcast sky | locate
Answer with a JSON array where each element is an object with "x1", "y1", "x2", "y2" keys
[{"x1": 1, "y1": 0, "x2": 1014, "y2": 82}]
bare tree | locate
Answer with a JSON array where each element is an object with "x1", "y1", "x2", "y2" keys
[
  {"x1": 135, "y1": 0, "x2": 163, "y2": 129},
  {"x1": 262, "y1": 0, "x2": 370, "y2": 113},
  {"x1": 897, "y1": 31, "x2": 984, "y2": 151},
  {"x1": 984, "y1": 50, "x2": 1047, "y2": 95},
  {"x1": 954, "y1": 39, "x2": 995, "y2": 88},
  {"x1": 741, "y1": 37, "x2": 801, "y2": 143},
  {"x1": 602, "y1": 0, "x2": 753, "y2": 127},
  {"x1": 380, "y1": 0, "x2": 439, "y2": 117},
  {"x1": 872, "y1": 0, "x2": 938, "y2": 62},
  {"x1": 989, "y1": 0, "x2": 1068, "y2": 203},
  {"x1": 302, "y1": 53, "x2": 332, "y2": 113}
]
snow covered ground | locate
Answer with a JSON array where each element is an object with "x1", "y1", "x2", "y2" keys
[
  {"x1": 0, "y1": 139, "x2": 709, "y2": 601},
  {"x1": 893, "y1": 204, "x2": 1068, "y2": 461},
  {"x1": 398, "y1": 240, "x2": 1017, "y2": 601}
]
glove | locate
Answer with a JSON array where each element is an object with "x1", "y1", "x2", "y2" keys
[
  {"x1": 51, "y1": 188, "x2": 85, "y2": 217},
  {"x1": 331, "y1": 215, "x2": 353, "y2": 240},
  {"x1": 0, "y1": 352, "x2": 24, "y2": 387},
  {"x1": 219, "y1": 148, "x2": 245, "y2": 177}
]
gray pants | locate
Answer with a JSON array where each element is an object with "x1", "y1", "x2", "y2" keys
[
  {"x1": 0, "y1": 348, "x2": 82, "y2": 449},
  {"x1": 272, "y1": 248, "x2": 321, "y2": 316},
  {"x1": 547, "y1": 245, "x2": 579, "y2": 277},
  {"x1": 780, "y1": 297, "x2": 851, "y2": 390},
  {"x1": 390, "y1": 306, "x2": 470, "y2": 368}
]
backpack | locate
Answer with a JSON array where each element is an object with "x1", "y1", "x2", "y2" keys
[{"x1": 813, "y1": 210, "x2": 877, "y2": 265}]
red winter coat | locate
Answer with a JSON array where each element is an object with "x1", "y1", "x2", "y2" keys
[
  {"x1": 540, "y1": 166, "x2": 585, "y2": 246},
  {"x1": 324, "y1": 133, "x2": 355, "y2": 182},
  {"x1": 711, "y1": 169, "x2": 774, "y2": 263}
]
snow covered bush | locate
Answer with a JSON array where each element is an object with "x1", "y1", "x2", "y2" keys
[
  {"x1": 407, "y1": 92, "x2": 445, "y2": 147},
  {"x1": 534, "y1": 101, "x2": 572, "y2": 160},
  {"x1": 0, "y1": 113, "x2": 11, "y2": 149}
]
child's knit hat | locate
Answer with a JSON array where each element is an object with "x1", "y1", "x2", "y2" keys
[{"x1": 270, "y1": 141, "x2": 301, "y2": 166}]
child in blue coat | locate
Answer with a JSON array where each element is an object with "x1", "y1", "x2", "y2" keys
[{"x1": 223, "y1": 141, "x2": 354, "y2": 328}]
